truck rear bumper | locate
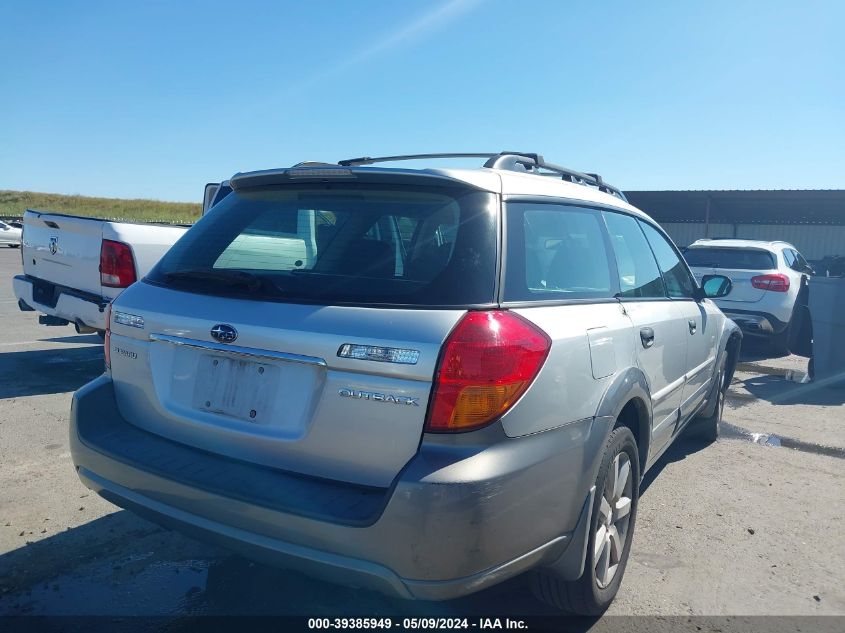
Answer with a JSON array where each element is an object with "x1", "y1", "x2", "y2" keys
[
  {"x1": 13, "y1": 274, "x2": 108, "y2": 331},
  {"x1": 70, "y1": 376, "x2": 603, "y2": 600}
]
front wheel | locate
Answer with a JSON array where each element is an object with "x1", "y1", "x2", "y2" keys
[
  {"x1": 532, "y1": 426, "x2": 640, "y2": 615},
  {"x1": 692, "y1": 355, "x2": 728, "y2": 443}
]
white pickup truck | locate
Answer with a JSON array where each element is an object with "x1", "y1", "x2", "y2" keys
[{"x1": 13, "y1": 182, "x2": 232, "y2": 334}]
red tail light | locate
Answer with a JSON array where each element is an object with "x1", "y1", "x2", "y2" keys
[
  {"x1": 751, "y1": 273, "x2": 790, "y2": 292},
  {"x1": 100, "y1": 240, "x2": 137, "y2": 288},
  {"x1": 425, "y1": 311, "x2": 551, "y2": 433},
  {"x1": 103, "y1": 303, "x2": 112, "y2": 370}
]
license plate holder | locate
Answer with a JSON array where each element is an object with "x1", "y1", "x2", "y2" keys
[{"x1": 192, "y1": 354, "x2": 278, "y2": 423}]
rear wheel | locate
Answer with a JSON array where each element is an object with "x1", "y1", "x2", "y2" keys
[
  {"x1": 769, "y1": 325, "x2": 791, "y2": 356},
  {"x1": 532, "y1": 426, "x2": 639, "y2": 615}
]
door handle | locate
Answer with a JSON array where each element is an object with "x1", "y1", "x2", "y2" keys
[
  {"x1": 640, "y1": 327, "x2": 655, "y2": 348},
  {"x1": 688, "y1": 319, "x2": 697, "y2": 334}
]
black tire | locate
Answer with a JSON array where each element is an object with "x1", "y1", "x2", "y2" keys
[
  {"x1": 532, "y1": 426, "x2": 640, "y2": 615},
  {"x1": 692, "y1": 354, "x2": 727, "y2": 443}
]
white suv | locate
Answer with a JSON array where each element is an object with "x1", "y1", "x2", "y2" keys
[{"x1": 684, "y1": 239, "x2": 813, "y2": 353}]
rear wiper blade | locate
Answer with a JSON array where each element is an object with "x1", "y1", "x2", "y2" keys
[{"x1": 163, "y1": 269, "x2": 264, "y2": 292}]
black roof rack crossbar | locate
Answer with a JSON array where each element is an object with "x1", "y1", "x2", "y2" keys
[
  {"x1": 336, "y1": 152, "x2": 627, "y2": 202},
  {"x1": 484, "y1": 153, "x2": 626, "y2": 201}
]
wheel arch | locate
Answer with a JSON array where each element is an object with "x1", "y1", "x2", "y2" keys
[{"x1": 594, "y1": 367, "x2": 652, "y2": 473}]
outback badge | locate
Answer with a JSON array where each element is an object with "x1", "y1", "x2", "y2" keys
[{"x1": 338, "y1": 388, "x2": 419, "y2": 406}]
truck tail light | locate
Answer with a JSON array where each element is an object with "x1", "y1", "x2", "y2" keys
[
  {"x1": 751, "y1": 273, "x2": 790, "y2": 292},
  {"x1": 425, "y1": 311, "x2": 551, "y2": 433},
  {"x1": 103, "y1": 303, "x2": 112, "y2": 370},
  {"x1": 100, "y1": 240, "x2": 137, "y2": 288}
]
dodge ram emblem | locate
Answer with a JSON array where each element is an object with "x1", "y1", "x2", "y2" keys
[
  {"x1": 49, "y1": 236, "x2": 58, "y2": 255},
  {"x1": 210, "y1": 324, "x2": 238, "y2": 343}
]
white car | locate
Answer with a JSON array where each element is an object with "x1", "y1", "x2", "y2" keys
[
  {"x1": 0, "y1": 220, "x2": 22, "y2": 247},
  {"x1": 684, "y1": 238, "x2": 813, "y2": 353}
]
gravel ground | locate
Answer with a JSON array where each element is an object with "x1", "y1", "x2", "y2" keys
[{"x1": 0, "y1": 247, "x2": 843, "y2": 622}]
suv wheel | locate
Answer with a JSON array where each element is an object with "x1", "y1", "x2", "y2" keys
[
  {"x1": 693, "y1": 354, "x2": 728, "y2": 443},
  {"x1": 532, "y1": 426, "x2": 640, "y2": 615},
  {"x1": 769, "y1": 325, "x2": 791, "y2": 356}
]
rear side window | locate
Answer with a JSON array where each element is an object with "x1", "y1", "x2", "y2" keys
[
  {"x1": 148, "y1": 184, "x2": 498, "y2": 307},
  {"x1": 603, "y1": 212, "x2": 666, "y2": 298},
  {"x1": 782, "y1": 249, "x2": 796, "y2": 268},
  {"x1": 684, "y1": 247, "x2": 776, "y2": 270},
  {"x1": 504, "y1": 202, "x2": 614, "y2": 301},
  {"x1": 639, "y1": 221, "x2": 697, "y2": 298}
]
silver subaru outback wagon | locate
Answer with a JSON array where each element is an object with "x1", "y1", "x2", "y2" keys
[{"x1": 70, "y1": 152, "x2": 741, "y2": 614}]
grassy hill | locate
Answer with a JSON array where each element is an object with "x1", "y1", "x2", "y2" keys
[{"x1": 0, "y1": 190, "x2": 201, "y2": 224}]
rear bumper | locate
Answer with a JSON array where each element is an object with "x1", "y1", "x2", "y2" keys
[
  {"x1": 720, "y1": 308, "x2": 788, "y2": 337},
  {"x1": 13, "y1": 274, "x2": 108, "y2": 331},
  {"x1": 70, "y1": 376, "x2": 604, "y2": 600}
]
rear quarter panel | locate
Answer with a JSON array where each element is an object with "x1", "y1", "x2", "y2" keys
[{"x1": 502, "y1": 302, "x2": 637, "y2": 437}]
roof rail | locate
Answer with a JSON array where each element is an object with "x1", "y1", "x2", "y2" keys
[
  {"x1": 339, "y1": 153, "x2": 497, "y2": 166},
  {"x1": 337, "y1": 152, "x2": 627, "y2": 201}
]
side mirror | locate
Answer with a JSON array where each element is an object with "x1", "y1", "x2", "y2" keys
[
  {"x1": 696, "y1": 274, "x2": 732, "y2": 300},
  {"x1": 203, "y1": 182, "x2": 220, "y2": 215}
]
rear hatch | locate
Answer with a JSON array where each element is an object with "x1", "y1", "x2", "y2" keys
[
  {"x1": 108, "y1": 177, "x2": 498, "y2": 487},
  {"x1": 22, "y1": 211, "x2": 105, "y2": 295},
  {"x1": 684, "y1": 246, "x2": 776, "y2": 303}
]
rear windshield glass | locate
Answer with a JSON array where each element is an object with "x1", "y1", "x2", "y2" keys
[
  {"x1": 146, "y1": 183, "x2": 498, "y2": 307},
  {"x1": 683, "y1": 247, "x2": 775, "y2": 270}
]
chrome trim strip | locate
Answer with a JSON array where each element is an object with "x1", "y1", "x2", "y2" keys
[
  {"x1": 149, "y1": 333, "x2": 327, "y2": 367},
  {"x1": 685, "y1": 356, "x2": 715, "y2": 381},
  {"x1": 651, "y1": 375, "x2": 685, "y2": 405}
]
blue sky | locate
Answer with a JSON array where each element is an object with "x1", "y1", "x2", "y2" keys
[{"x1": 1, "y1": 0, "x2": 843, "y2": 202}]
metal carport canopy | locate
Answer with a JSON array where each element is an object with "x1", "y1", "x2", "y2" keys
[{"x1": 624, "y1": 190, "x2": 845, "y2": 226}]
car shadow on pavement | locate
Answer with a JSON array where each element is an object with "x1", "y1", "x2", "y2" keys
[
  {"x1": 640, "y1": 432, "x2": 712, "y2": 496},
  {"x1": 738, "y1": 374, "x2": 845, "y2": 406},
  {"x1": 41, "y1": 334, "x2": 103, "y2": 345},
  {"x1": 0, "y1": 509, "x2": 579, "y2": 619},
  {"x1": 0, "y1": 346, "x2": 104, "y2": 398}
]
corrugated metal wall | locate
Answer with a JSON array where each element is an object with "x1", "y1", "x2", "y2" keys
[{"x1": 661, "y1": 222, "x2": 845, "y2": 260}]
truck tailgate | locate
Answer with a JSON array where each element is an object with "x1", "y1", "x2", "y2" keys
[{"x1": 23, "y1": 211, "x2": 105, "y2": 296}]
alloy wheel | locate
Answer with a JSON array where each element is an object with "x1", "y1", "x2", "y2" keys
[{"x1": 594, "y1": 452, "x2": 633, "y2": 589}]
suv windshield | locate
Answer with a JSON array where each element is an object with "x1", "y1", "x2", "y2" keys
[
  {"x1": 147, "y1": 183, "x2": 498, "y2": 307},
  {"x1": 684, "y1": 247, "x2": 776, "y2": 270}
]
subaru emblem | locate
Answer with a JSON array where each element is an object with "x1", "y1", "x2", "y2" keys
[{"x1": 210, "y1": 324, "x2": 238, "y2": 343}]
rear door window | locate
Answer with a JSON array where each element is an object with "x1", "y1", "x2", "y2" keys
[
  {"x1": 603, "y1": 212, "x2": 666, "y2": 298},
  {"x1": 148, "y1": 184, "x2": 498, "y2": 307},
  {"x1": 503, "y1": 202, "x2": 615, "y2": 301},
  {"x1": 683, "y1": 247, "x2": 776, "y2": 270}
]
